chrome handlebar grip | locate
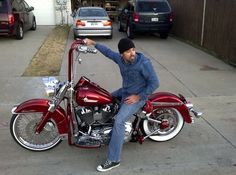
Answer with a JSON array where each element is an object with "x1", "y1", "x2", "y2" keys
[{"x1": 77, "y1": 46, "x2": 97, "y2": 54}]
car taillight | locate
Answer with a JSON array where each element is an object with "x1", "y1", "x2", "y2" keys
[
  {"x1": 8, "y1": 14, "x2": 14, "y2": 25},
  {"x1": 169, "y1": 13, "x2": 173, "y2": 22},
  {"x1": 76, "y1": 20, "x2": 85, "y2": 27},
  {"x1": 103, "y1": 20, "x2": 112, "y2": 26},
  {"x1": 133, "y1": 12, "x2": 139, "y2": 22}
]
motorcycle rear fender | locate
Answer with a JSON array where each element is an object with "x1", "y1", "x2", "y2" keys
[
  {"x1": 12, "y1": 99, "x2": 68, "y2": 134},
  {"x1": 148, "y1": 92, "x2": 192, "y2": 123}
]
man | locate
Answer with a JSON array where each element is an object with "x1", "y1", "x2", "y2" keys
[{"x1": 84, "y1": 38, "x2": 159, "y2": 172}]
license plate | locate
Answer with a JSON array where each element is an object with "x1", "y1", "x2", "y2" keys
[
  {"x1": 151, "y1": 18, "x2": 159, "y2": 22},
  {"x1": 90, "y1": 22, "x2": 98, "y2": 26}
]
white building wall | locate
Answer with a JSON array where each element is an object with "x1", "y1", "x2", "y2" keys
[
  {"x1": 25, "y1": 0, "x2": 73, "y2": 25},
  {"x1": 25, "y1": 0, "x2": 56, "y2": 25}
]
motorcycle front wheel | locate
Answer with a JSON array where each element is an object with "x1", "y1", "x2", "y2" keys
[
  {"x1": 10, "y1": 113, "x2": 61, "y2": 151},
  {"x1": 142, "y1": 108, "x2": 184, "y2": 142}
]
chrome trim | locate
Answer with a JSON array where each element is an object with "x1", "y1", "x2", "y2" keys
[
  {"x1": 45, "y1": 87, "x2": 55, "y2": 97},
  {"x1": 186, "y1": 103, "x2": 203, "y2": 118},
  {"x1": 151, "y1": 102, "x2": 183, "y2": 107},
  {"x1": 147, "y1": 117, "x2": 162, "y2": 124},
  {"x1": 143, "y1": 129, "x2": 160, "y2": 140},
  {"x1": 83, "y1": 97, "x2": 98, "y2": 103},
  {"x1": 186, "y1": 103, "x2": 193, "y2": 109},
  {"x1": 42, "y1": 77, "x2": 60, "y2": 97},
  {"x1": 42, "y1": 77, "x2": 59, "y2": 87},
  {"x1": 11, "y1": 107, "x2": 17, "y2": 114}
]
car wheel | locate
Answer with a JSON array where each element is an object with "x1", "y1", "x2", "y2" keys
[
  {"x1": 126, "y1": 25, "x2": 134, "y2": 39},
  {"x1": 160, "y1": 32, "x2": 168, "y2": 39},
  {"x1": 31, "y1": 17, "x2": 37, "y2": 30},
  {"x1": 106, "y1": 31, "x2": 113, "y2": 39},
  {"x1": 16, "y1": 23, "x2": 24, "y2": 40},
  {"x1": 118, "y1": 21, "x2": 124, "y2": 32},
  {"x1": 106, "y1": 34, "x2": 113, "y2": 39}
]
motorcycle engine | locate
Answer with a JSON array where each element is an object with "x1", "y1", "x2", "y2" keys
[
  {"x1": 76, "y1": 122, "x2": 133, "y2": 147},
  {"x1": 75, "y1": 104, "x2": 132, "y2": 147},
  {"x1": 75, "y1": 104, "x2": 118, "y2": 125}
]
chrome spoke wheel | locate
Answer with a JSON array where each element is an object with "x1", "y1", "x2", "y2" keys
[
  {"x1": 10, "y1": 113, "x2": 61, "y2": 151},
  {"x1": 142, "y1": 108, "x2": 184, "y2": 142}
]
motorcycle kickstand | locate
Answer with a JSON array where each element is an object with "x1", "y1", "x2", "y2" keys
[{"x1": 140, "y1": 118, "x2": 161, "y2": 140}]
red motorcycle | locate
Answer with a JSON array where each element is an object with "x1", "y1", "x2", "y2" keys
[{"x1": 10, "y1": 39, "x2": 202, "y2": 151}]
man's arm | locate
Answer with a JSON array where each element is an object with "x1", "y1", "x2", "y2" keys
[{"x1": 84, "y1": 38, "x2": 120, "y2": 64}]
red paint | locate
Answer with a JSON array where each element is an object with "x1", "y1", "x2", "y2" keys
[
  {"x1": 11, "y1": 39, "x2": 199, "y2": 151},
  {"x1": 14, "y1": 99, "x2": 68, "y2": 134},
  {"x1": 75, "y1": 76, "x2": 113, "y2": 106},
  {"x1": 148, "y1": 92, "x2": 192, "y2": 123}
]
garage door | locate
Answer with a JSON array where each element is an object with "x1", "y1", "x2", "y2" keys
[{"x1": 25, "y1": 0, "x2": 55, "y2": 25}]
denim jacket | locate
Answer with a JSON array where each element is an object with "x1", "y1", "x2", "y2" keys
[{"x1": 95, "y1": 43, "x2": 159, "y2": 101}]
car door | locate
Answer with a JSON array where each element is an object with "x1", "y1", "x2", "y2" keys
[
  {"x1": 0, "y1": 0, "x2": 10, "y2": 32},
  {"x1": 120, "y1": 6, "x2": 129, "y2": 30},
  {"x1": 19, "y1": 0, "x2": 29, "y2": 30},
  {"x1": 23, "y1": 0, "x2": 33, "y2": 29}
]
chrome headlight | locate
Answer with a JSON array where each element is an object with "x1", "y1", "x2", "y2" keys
[{"x1": 42, "y1": 77, "x2": 60, "y2": 97}]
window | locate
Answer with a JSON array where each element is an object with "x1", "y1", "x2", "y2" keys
[
  {"x1": 0, "y1": 0, "x2": 8, "y2": 12},
  {"x1": 79, "y1": 9, "x2": 107, "y2": 17},
  {"x1": 12, "y1": 0, "x2": 23, "y2": 11},
  {"x1": 137, "y1": 1, "x2": 170, "y2": 13},
  {"x1": 23, "y1": 0, "x2": 29, "y2": 9}
]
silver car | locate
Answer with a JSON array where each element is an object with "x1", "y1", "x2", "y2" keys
[{"x1": 73, "y1": 7, "x2": 113, "y2": 39}]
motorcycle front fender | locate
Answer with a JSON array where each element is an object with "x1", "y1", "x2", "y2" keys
[
  {"x1": 148, "y1": 92, "x2": 192, "y2": 123},
  {"x1": 12, "y1": 99, "x2": 68, "y2": 134}
]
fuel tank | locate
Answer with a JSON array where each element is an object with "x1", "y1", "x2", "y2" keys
[{"x1": 75, "y1": 76, "x2": 113, "y2": 106}]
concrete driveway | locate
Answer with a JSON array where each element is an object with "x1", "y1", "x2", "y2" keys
[{"x1": 0, "y1": 25, "x2": 236, "y2": 175}]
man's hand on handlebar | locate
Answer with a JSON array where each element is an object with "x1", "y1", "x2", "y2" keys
[{"x1": 84, "y1": 38, "x2": 96, "y2": 46}]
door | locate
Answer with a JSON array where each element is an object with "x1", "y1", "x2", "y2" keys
[
  {"x1": 0, "y1": 0, "x2": 10, "y2": 32},
  {"x1": 121, "y1": 3, "x2": 134, "y2": 30},
  {"x1": 120, "y1": 7, "x2": 129, "y2": 30},
  {"x1": 23, "y1": 0, "x2": 33, "y2": 29},
  {"x1": 20, "y1": 0, "x2": 30, "y2": 30}
]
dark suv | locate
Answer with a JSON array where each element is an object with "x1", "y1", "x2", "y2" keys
[
  {"x1": 0, "y1": 0, "x2": 36, "y2": 40},
  {"x1": 118, "y1": 0, "x2": 173, "y2": 39}
]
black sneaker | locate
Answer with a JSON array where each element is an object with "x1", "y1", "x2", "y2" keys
[{"x1": 97, "y1": 160, "x2": 120, "y2": 172}]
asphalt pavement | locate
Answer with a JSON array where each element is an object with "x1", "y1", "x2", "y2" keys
[{"x1": 0, "y1": 25, "x2": 235, "y2": 175}]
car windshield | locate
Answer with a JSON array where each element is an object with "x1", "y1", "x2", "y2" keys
[
  {"x1": 137, "y1": 1, "x2": 170, "y2": 13},
  {"x1": 79, "y1": 8, "x2": 107, "y2": 17},
  {"x1": 0, "y1": 0, "x2": 8, "y2": 12}
]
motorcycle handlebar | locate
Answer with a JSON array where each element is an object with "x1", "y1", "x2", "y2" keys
[
  {"x1": 68, "y1": 39, "x2": 97, "y2": 81},
  {"x1": 76, "y1": 45, "x2": 97, "y2": 54}
]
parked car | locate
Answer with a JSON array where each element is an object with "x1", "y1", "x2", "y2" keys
[
  {"x1": 0, "y1": 0, "x2": 36, "y2": 40},
  {"x1": 72, "y1": 7, "x2": 113, "y2": 39},
  {"x1": 118, "y1": 0, "x2": 173, "y2": 39}
]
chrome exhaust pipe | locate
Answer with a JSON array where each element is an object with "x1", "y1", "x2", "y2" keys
[{"x1": 186, "y1": 103, "x2": 203, "y2": 118}]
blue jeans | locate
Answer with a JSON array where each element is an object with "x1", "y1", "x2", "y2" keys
[{"x1": 107, "y1": 91, "x2": 145, "y2": 162}]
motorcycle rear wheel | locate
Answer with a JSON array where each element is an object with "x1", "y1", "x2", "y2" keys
[
  {"x1": 10, "y1": 113, "x2": 61, "y2": 151},
  {"x1": 141, "y1": 108, "x2": 184, "y2": 142}
]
